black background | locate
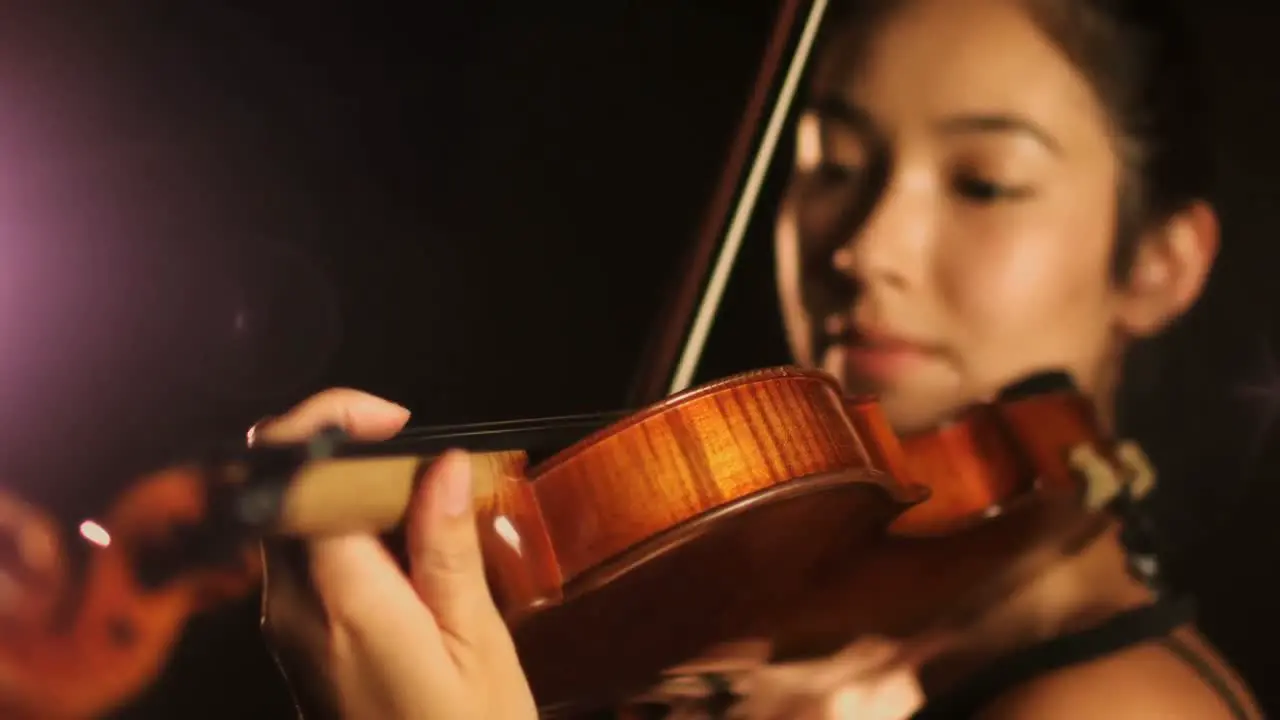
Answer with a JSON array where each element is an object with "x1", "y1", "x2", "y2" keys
[{"x1": 0, "y1": 3, "x2": 1272, "y2": 717}]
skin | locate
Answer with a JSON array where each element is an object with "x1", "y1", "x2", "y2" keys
[{"x1": 259, "y1": 0, "x2": 1261, "y2": 717}]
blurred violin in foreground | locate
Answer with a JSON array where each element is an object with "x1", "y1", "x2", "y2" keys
[{"x1": 0, "y1": 365, "x2": 1159, "y2": 718}]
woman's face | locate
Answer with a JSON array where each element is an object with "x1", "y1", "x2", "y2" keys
[{"x1": 777, "y1": 0, "x2": 1132, "y2": 432}]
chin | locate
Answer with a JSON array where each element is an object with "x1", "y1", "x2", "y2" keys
[
  {"x1": 846, "y1": 374, "x2": 964, "y2": 435},
  {"x1": 816, "y1": 346, "x2": 962, "y2": 432},
  {"x1": 874, "y1": 396, "x2": 951, "y2": 435}
]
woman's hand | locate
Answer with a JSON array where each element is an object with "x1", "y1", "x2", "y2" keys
[
  {"x1": 626, "y1": 636, "x2": 925, "y2": 720},
  {"x1": 254, "y1": 389, "x2": 537, "y2": 720},
  {"x1": 733, "y1": 637, "x2": 925, "y2": 720}
]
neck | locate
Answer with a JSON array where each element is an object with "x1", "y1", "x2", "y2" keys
[
  {"x1": 1085, "y1": 337, "x2": 1129, "y2": 435},
  {"x1": 920, "y1": 522, "x2": 1155, "y2": 695}
]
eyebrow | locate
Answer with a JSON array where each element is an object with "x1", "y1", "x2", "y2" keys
[
  {"x1": 805, "y1": 95, "x2": 1062, "y2": 154},
  {"x1": 936, "y1": 114, "x2": 1062, "y2": 154},
  {"x1": 806, "y1": 95, "x2": 875, "y2": 134}
]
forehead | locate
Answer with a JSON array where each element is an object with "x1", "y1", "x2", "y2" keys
[{"x1": 812, "y1": 0, "x2": 1109, "y2": 151}]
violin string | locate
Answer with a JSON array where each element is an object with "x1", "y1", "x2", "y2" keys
[
  {"x1": 297, "y1": 408, "x2": 639, "y2": 459},
  {"x1": 391, "y1": 409, "x2": 630, "y2": 441}
]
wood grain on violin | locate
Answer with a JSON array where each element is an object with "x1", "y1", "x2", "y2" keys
[{"x1": 0, "y1": 366, "x2": 1155, "y2": 718}]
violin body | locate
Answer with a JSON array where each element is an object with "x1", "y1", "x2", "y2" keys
[
  {"x1": 0, "y1": 366, "x2": 1152, "y2": 718},
  {"x1": 470, "y1": 367, "x2": 926, "y2": 712},
  {"x1": 453, "y1": 367, "x2": 1141, "y2": 713}
]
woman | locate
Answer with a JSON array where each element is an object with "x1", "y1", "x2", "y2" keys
[{"x1": 256, "y1": 0, "x2": 1263, "y2": 717}]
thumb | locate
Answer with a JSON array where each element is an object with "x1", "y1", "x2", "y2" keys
[{"x1": 404, "y1": 450, "x2": 498, "y2": 650}]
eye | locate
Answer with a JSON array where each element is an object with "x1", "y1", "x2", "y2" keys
[
  {"x1": 952, "y1": 174, "x2": 1033, "y2": 203},
  {"x1": 813, "y1": 162, "x2": 863, "y2": 187}
]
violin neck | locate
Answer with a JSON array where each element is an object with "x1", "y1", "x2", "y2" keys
[
  {"x1": 243, "y1": 450, "x2": 520, "y2": 536},
  {"x1": 369, "y1": 409, "x2": 630, "y2": 460},
  {"x1": 231, "y1": 409, "x2": 626, "y2": 537}
]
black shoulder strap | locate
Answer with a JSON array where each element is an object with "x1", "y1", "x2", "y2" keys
[
  {"x1": 1160, "y1": 634, "x2": 1256, "y2": 720},
  {"x1": 912, "y1": 597, "x2": 1198, "y2": 719}
]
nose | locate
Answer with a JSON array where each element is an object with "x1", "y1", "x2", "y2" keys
[{"x1": 831, "y1": 170, "x2": 929, "y2": 291}]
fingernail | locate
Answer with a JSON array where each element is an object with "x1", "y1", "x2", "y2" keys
[
  {"x1": 437, "y1": 451, "x2": 473, "y2": 518},
  {"x1": 246, "y1": 416, "x2": 273, "y2": 447},
  {"x1": 355, "y1": 396, "x2": 411, "y2": 423},
  {"x1": 367, "y1": 395, "x2": 410, "y2": 416}
]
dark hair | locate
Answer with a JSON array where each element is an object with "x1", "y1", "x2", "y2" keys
[{"x1": 819, "y1": 0, "x2": 1216, "y2": 282}]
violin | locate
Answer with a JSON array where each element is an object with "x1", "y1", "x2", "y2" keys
[{"x1": 0, "y1": 365, "x2": 1157, "y2": 718}]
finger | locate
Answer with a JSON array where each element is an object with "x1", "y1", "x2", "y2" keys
[
  {"x1": 261, "y1": 540, "x2": 328, "y2": 651},
  {"x1": 252, "y1": 388, "x2": 410, "y2": 642},
  {"x1": 308, "y1": 534, "x2": 462, "y2": 713},
  {"x1": 309, "y1": 533, "x2": 438, "y2": 638},
  {"x1": 733, "y1": 664, "x2": 829, "y2": 720},
  {"x1": 828, "y1": 671, "x2": 923, "y2": 720},
  {"x1": 738, "y1": 666, "x2": 922, "y2": 720},
  {"x1": 255, "y1": 388, "x2": 410, "y2": 444},
  {"x1": 404, "y1": 450, "x2": 499, "y2": 654},
  {"x1": 830, "y1": 636, "x2": 902, "y2": 675},
  {"x1": 733, "y1": 639, "x2": 907, "y2": 720},
  {"x1": 260, "y1": 539, "x2": 346, "y2": 719},
  {"x1": 309, "y1": 533, "x2": 450, "y2": 666}
]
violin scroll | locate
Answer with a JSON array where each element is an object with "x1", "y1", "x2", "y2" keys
[{"x1": 0, "y1": 467, "x2": 261, "y2": 719}]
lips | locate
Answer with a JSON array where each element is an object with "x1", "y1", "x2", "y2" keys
[
  {"x1": 852, "y1": 325, "x2": 938, "y2": 352},
  {"x1": 823, "y1": 316, "x2": 941, "y2": 384}
]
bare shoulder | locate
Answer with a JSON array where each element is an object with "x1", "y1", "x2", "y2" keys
[{"x1": 976, "y1": 626, "x2": 1263, "y2": 720}]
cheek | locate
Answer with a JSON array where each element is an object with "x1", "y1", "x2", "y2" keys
[
  {"x1": 775, "y1": 204, "x2": 815, "y2": 365},
  {"x1": 936, "y1": 206, "x2": 1114, "y2": 382}
]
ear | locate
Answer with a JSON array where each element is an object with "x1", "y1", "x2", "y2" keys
[{"x1": 1116, "y1": 200, "x2": 1219, "y2": 338}]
